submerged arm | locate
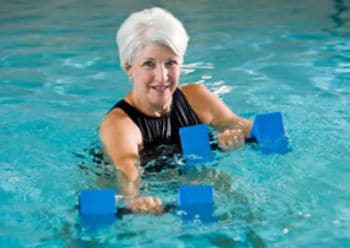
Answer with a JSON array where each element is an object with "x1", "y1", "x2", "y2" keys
[{"x1": 99, "y1": 109, "x2": 162, "y2": 213}]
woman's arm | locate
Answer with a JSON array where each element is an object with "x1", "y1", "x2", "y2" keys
[
  {"x1": 100, "y1": 108, "x2": 141, "y2": 182},
  {"x1": 99, "y1": 109, "x2": 162, "y2": 213},
  {"x1": 180, "y1": 83, "x2": 252, "y2": 151}
]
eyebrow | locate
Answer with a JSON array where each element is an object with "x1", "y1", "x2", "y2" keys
[{"x1": 141, "y1": 56, "x2": 179, "y2": 61}]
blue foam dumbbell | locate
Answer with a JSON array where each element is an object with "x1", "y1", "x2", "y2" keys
[
  {"x1": 179, "y1": 112, "x2": 289, "y2": 161},
  {"x1": 79, "y1": 185, "x2": 215, "y2": 227}
]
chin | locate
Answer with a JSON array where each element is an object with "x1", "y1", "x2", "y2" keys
[
  {"x1": 151, "y1": 96, "x2": 170, "y2": 107},
  {"x1": 149, "y1": 94, "x2": 172, "y2": 109}
]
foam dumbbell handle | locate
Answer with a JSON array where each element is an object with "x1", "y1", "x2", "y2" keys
[
  {"x1": 209, "y1": 136, "x2": 256, "y2": 150},
  {"x1": 117, "y1": 185, "x2": 214, "y2": 218},
  {"x1": 117, "y1": 185, "x2": 214, "y2": 219},
  {"x1": 79, "y1": 185, "x2": 214, "y2": 221},
  {"x1": 115, "y1": 203, "x2": 177, "y2": 218}
]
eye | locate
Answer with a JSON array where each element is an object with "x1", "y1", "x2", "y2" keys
[
  {"x1": 142, "y1": 60, "x2": 155, "y2": 68},
  {"x1": 166, "y1": 59, "x2": 178, "y2": 67}
]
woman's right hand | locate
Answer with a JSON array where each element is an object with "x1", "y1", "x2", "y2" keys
[
  {"x1": 217, "y1": 129, "x2": 245, "y2": 151},
  {"x1": 128, "y1": 196, "x2": 163, "y2": 214}
]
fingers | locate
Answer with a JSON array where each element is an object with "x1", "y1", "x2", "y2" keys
[
  {"x1": 128, "y1": 196, "x2": 163, "y2": 214},
  {"x1": 144, "y1": 196, "x2": 163, "y2": 214},
  {"x1": 217, "y1": 129, "x2": 245, "y2": 151}
]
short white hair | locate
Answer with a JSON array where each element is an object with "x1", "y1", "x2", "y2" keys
[{"x1": 116, "y1": 7, "x2": 189, "y2": 71}]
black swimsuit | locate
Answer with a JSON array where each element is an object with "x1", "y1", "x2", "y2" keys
[{"x1": 111, "y1": 88, "x2": 202, "y2": 148}]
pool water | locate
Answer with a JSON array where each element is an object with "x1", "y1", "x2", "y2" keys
[{"x1": 1, "y1": 0, "x2": 350, "y2": 247}]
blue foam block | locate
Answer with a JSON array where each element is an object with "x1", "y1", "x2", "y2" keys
[
  {"x1": 251, "y1": 112, "x2": 288, "y2": 153},
  {"x1": 179, "y1": 124, "x2": 214, "y2": 164},
  {"x1": 180, "y1": 203, "x2": 215, "y2": 223},
  {"x1": 177, "y1": 185, "x2": 214, "y2": 206},
  {"x1": 80, "y1": 214, "x2": 116, "y2": 230},
  {"x1": 79, "y1": 189, "x2": 116, "y2": 216},
  {"x1": 177, "y1": 185, "x2": 215, "y2": 222}
]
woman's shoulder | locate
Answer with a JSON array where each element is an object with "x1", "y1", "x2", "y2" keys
[
  {"x1": 100, "y1": 106, "x2": 139, "y2": 138},
  {"x1": 179, "y1": 83, "x2": 211, "y2": 102},
  {"x1": 179, "y1": 82, "x2": 206, "y2": 92},
  {"x1": 103, "y1": 107, "x2": 129, "y2": 125}
]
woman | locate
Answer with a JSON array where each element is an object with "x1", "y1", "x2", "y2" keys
[{"x1": 100, "y1": 7, "x2": 252, "y2": 213}]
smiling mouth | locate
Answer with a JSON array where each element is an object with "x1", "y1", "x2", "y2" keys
[{"x1": 150, "y1": 85, "x2": 170, "y2": 92}]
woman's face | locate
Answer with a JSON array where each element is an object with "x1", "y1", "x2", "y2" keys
[{"x1": 127, "y1": 43, "x2": 182, "y2": 111}]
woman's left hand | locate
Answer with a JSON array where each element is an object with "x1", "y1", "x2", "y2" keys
[{"x1": 217, "y1": 129, "x2": 245, "y2": 151}]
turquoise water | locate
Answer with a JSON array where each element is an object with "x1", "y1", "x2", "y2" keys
[{"x1": 1, "y1": 0, "x2": 350, "y2": 247}]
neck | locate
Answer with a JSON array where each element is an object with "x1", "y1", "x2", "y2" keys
[{"x1": 126, "y1": 93, "x2": 172, "y2": 117}]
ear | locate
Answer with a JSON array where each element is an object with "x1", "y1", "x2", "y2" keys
[
  {"x1": 126, "y1": 65, "x2": 132, "y2": 78},
  {"x1": 125, "y1": 65, "x2": 133, "y2": 82}
]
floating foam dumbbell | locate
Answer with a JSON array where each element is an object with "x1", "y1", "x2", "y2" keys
[
  {"x1": 79, "y1": 185, "x2": 215, "y2": 228},
  {"x1": 179, "y1": 112, "x2": 289, "y2": 164}
]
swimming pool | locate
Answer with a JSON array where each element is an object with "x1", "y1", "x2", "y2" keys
[{"x1": 1, "y1": 0, "x2": 349, "y2": 246}]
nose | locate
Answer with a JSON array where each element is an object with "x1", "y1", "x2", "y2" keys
[{"x1": 155, "y1": 64, "x2": 168, "y2": 83}]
